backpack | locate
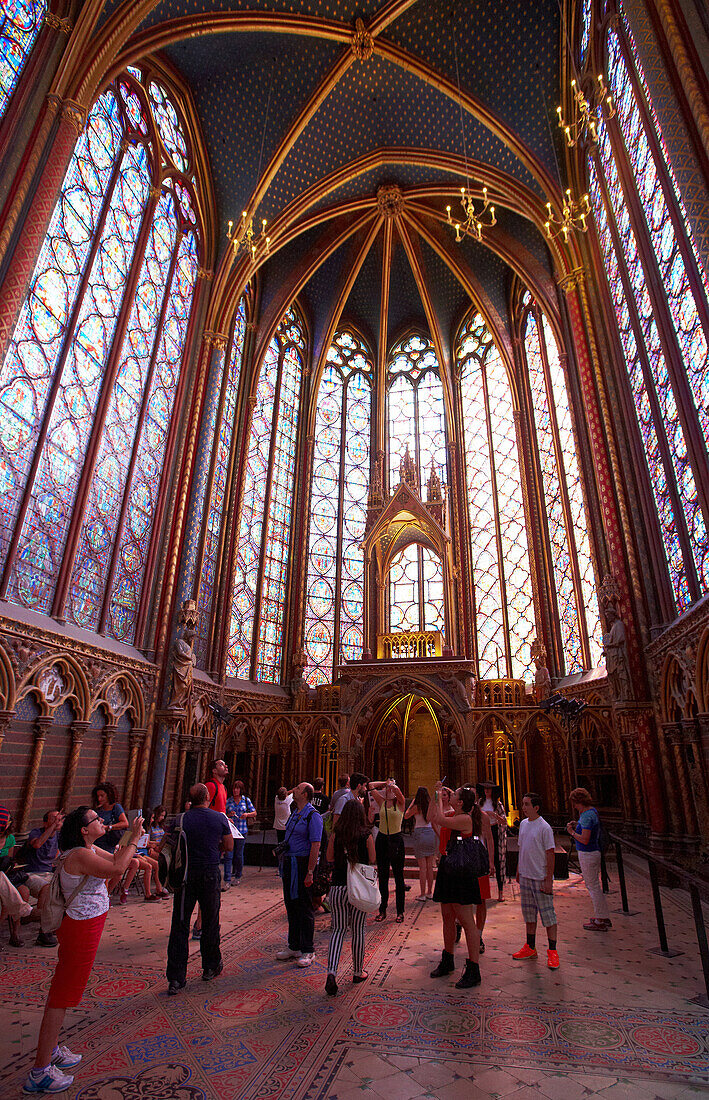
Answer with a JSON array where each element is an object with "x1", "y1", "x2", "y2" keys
[
  {"x1": 158, "y1": 814, "x2": 188, "y2": 891},
  {"x1": 41, "y1": 850, "x2": 89, "y2": 933}
]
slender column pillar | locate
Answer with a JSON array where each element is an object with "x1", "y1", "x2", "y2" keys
[
  {"x1": 254, "y1": 749, "x2": 266, "y2": 815},
  {"x1": 0, "y1": 98, "x2": 86, "y2": 358},
  {"x1": 124, "y1": 728, "x2": 146, "y2": 810},
  {"x1": 61, "y1": 720, "x2": 89, "y2": 808},
  {"x1": 624, "y1": 735, "x2": 645, "y2": 821},
  {"x1": 0, "y1": 709, "x2": 13, "y2": 755},
  {"x1": 19, "y1": 715, "x2": 52, "y2": 832},
  {"x1": 174, "y1": 737, "x2": 188, "y2": 809},
  {"x1": 681, "y1": 718, "x2": 709, "y2": 845},
  {"x1": 98, "y1": 727, "x2": 115, "y2": 783}
]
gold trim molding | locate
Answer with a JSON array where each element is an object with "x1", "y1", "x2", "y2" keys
[{"x1": 44, "y1": 12, "x2": 72, "y2": 35}]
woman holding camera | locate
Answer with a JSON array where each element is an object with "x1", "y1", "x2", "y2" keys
[
  {"x1": 369, "y1": 780, "x2": 406, "y2": 923},
  {"x1": 428, "y1": 784, "x2": 494, "y2": 989}
]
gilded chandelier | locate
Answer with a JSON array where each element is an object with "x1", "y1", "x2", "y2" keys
[
  {"x1": 556, "y1": 74, "x2": 615, "y2": 148},
  {"x1": 227, "y1": 212, "x2": 270, "y2": 261},
  {"x1": 446, "y1": 185, "x2": 497, "y2": 243},
  {"x1": 544, "y1": 189, "x2": 591, "y2": 242}
]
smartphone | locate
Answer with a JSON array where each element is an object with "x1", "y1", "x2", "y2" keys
[{"x1": 136, "y1": 808, "x2": 142, "y2": 819}]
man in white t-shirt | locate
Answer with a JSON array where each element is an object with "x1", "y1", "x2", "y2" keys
[{"x1": 512, "y1": 792, "x2": 559, "y2": 969}]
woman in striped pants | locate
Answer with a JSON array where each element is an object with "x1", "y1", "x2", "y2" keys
[{"x1": 325, "y1": 799, "x2": 376, "y2": 996}]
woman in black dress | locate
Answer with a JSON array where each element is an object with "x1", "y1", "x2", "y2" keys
[{"x1": 428, "y1": 784, "x2": 493, "y2": 988}]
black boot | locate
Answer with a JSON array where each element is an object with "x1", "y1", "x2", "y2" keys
[
  {"x1": 430, "y1": 950, "x2": 455, "y2": 978},
  {"x1": 455, "y1": 960, "x2": 481, "y2": 988}
]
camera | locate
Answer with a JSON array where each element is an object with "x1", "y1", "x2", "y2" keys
[{"x1": 273, "y1": 841, "x2": 289, "y2": 859}]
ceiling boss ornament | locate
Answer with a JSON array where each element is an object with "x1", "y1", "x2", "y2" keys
[
  {"x1": 377, "y1": 184, "x2": 404, "y2": 218},
  {"x1": 351, "y1": 18, "x2": 374, "y2": 61}
]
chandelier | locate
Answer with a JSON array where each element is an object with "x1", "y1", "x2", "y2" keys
[
  {"x1": 446, "y1": 185, "x2": 497, "y2": 243},
  {"x1": 556, "y1": 75, "x2": 615, "y2": 148},
  {"x1": 544, "y1": 189, "x2": 590, "y2": 242},
  {"x1": 227, "y1": 212, "x2": 270, "y2": 261}
]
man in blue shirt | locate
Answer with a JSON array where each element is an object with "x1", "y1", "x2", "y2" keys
[{"x1": 276, "y1": 782, "x2": 323, "y2": 968}]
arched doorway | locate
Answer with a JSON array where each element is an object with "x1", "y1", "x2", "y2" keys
[{"x1": 367, "y1": 694, "x2": 443, "y2": 793}]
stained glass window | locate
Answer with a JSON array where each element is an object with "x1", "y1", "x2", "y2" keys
[
  {"x1": 195, "y1": 297, "x2": 248, "y2": 666},
  {"x1": 523, "y1": 300, "x2": 601, "y2": 673},
  {"x1": 580, "y1": 0, "x2": 592, "y2": 63},
  {"x1": 0, "y1": 0, "x2": 46, "y2": 122},
  {"x1": 304, "y1": 330, "x2": 372, "y2": 685},
  {"x1": 587, "y1": 5, "x2": 709, "y2": 607},
  {"x1": 0, "y1": 70, "x2": 201, "y2": 641},
  {"x1": 386, "y1": 333, "x2": 447, "y2": 636},
  {"x1": 227, "y1": 308, "x2": 305, "y2": 683},
  {"x1": 458, "y1": 313, "x2": 535, "y2": 679}
]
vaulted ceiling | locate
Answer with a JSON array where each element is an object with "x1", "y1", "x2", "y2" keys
[{"x1": 116, "y1": 0, "x2": 572, "y2": 365}]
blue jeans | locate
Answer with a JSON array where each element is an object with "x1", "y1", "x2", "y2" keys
[{"x1": 223, "y1": 838, "x2": 246, "y2": 883}]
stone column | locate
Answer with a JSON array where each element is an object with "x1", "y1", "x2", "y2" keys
[
  {"x1": 98, "y1": 727, "x2": 115, "y2": 783},
  {"x1": 682, "y1": 718, "x2": 709, "y2": 847},
  {"x1": 0, "y1": 709, "x2": 14, "y2": 755},
  {"x1": 124, "y1": 728, "x2": 146, "y2": 810},
  {"x1": 61, "y1": 720, "x2": 89, "y2": 808},
  {"x1": 19, "y1": 715, "x2": 53, "y2": 832},
  {"x1": 174, "y1": 737, "x2": 188, "y2": 810}
]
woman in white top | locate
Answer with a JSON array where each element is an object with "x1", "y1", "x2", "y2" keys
[
  {"x1": 404, "y1": 787, "x2": 437, "y2": 899},
  {"x1": 24, "y1": 806, "x2": 143, "y2": 1095}
]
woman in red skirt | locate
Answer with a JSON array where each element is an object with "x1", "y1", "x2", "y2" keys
[{"x1": 24, "y1": 806, "x2": 144, "y2": 1094}]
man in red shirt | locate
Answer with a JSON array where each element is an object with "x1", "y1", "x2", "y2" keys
[{"x1": 205, "y1": 759, "x2": 228, "y2": 814}]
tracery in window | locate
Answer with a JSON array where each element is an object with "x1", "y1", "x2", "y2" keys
[
  {"x1": 0, "y1": 0, "x2": 46, "y2": 122},
  {"x1": 0, "y1": 70, "x2": 201, "y2": 642},
  {"x1": 304, "y1": 330, "x2": 372, "y2": 685},
  {"x1": 227, "y1": 308, "x2": 305, "y2": 683},
  {"x1": 386, "y1": 333, "x2": 447, "y2": 636},
  {"x1": 587, "y1": 5, "x2": 709, "y2": 605},
  {"x1": 196, "y1": 297, "x2": 248, "y2": 666},
  {"x1": 458, "y1": 313, "x2": 534, "y2": 679},
  {"x1": 523, "y1": 301, "x2": 601, "y2": 672}
]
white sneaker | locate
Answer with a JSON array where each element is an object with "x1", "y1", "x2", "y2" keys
[
  {"x1": 276, "y1": 947, "x2": 302, "y2": 960},
  {"x1": 51, "y1": 1045, "x2": 82, "y2": 1069},
  {"x1": 296, "y1": 952, "x2": 314, "y2": 967},
  {"x1": 23, "y1": 1064, "x2": 74, "y2": 1093}
]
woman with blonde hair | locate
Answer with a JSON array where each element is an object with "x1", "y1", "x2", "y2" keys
[{"x1": 566, "y1": 787, "x2": 611, "y2": 931}]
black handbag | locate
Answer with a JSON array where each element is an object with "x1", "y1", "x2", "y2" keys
[{"x1": 444, "y1": 833, "x2": 489, "y2": 880}]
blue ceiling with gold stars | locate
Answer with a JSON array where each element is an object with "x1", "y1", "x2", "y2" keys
[{"x1": 117, "y1": 0, "x2": 568, "y2": 351}]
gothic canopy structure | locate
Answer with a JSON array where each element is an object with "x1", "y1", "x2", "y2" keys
[{"x1": 0, "y1": 0, "x2": 708, "y2": 854}]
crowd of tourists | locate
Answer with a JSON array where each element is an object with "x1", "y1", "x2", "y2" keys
[{"x1": 0, "y1": 760, "x2": 610, "y2": 1093}]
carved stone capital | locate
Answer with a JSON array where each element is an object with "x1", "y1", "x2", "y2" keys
[
  {"x1": 556, "y1": 266, "x2": 587, "y2": 294},
  {"x1": 197, "y1": 267, "x2": 214, "y2": 281},
  {"x1": 44, "y1": 12, "x2": 72, "y2": 34},
  {"x1": 46, "y1": 95, "x2": 87, "y2": 135}
]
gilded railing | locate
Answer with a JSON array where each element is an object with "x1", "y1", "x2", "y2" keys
[{"x1": 376, "y1": 630, "x2": 443, "y2": 659}]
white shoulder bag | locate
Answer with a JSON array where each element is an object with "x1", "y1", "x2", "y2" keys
[{"x1": 346, "y1": 861, "x2": 381, "y2": 913}]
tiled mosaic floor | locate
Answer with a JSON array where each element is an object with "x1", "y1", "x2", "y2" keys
[{"x1": 0, "y1": 863, "x2": 707, "y2": 1099}]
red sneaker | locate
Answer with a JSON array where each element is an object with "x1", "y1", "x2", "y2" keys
[
  {"x1": 512, "y1": 944, "x2": 537, "y2": 960},
  {"x1": 547, "y1": 948, "x2": 560, "y2": 969}
]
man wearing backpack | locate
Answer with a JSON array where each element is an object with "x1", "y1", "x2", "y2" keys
[{"x1": 166, "y1": 783, "x2": 233, "y2": 995}]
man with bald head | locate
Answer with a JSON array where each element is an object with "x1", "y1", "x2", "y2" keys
[
  {"x1": 276, "y1": 781, "x2": 323, "y2": 968},
  {"x1": 166, "y1": 783, "x2": 233, "y2": 995}
]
